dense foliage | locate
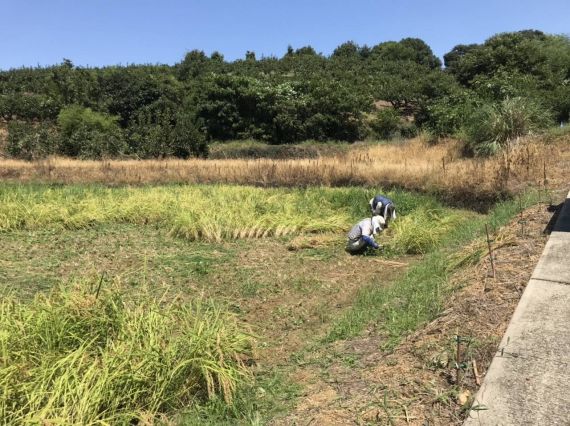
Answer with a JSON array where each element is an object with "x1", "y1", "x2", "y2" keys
[{"x1": 1, "y1": 30, "x2": 568, "y2": 158}]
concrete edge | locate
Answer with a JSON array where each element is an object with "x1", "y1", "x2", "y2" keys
[{"x1": 464, "y1": 190, "x2": 570, "y2": 425}]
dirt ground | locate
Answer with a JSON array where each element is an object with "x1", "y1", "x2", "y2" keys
[
  {"x1": 235, "y1": 236, "x2": 413, "y2": 366},
  {"x1": 271, "y1": 201, "x2": 558, "y2": 425}
]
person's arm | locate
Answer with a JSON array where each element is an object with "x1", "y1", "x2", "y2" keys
[{"x1": 361, "y1": 235, "x2": 379, "y2": 249}]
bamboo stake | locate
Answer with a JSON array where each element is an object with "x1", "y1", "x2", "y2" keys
[
  {"x1": 485, "y1": 224, "x2": 496, "y2": 280},
  {"x1": 456, "y1": 335, "x2": 463, "y2": 385}
]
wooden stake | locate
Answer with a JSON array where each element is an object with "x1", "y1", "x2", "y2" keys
[
  {"x1": 95, "y1": 272, "x2": 106, "y2": 300},
  {"x1": 456, "y1": 335, "x2": 463, "y2": 385},
  {"x1": 472, "y1": 359, "x2": 481, "y2": 386},
  {"x1": 485, "y1": 224, "x2": 496, "y2": 279},
  {"x1": 519, "y1": 196, "x2": 525, "y2": 237}
]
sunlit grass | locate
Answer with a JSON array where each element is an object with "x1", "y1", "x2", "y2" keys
[
  {"x1": 0, "y1": 183, "x2": 456, "y2": 243},
  {"x1": 327, "y1": 190, "x2": 542, "y2": 346},
  {"x1": 1, "y1": 135, "x2": 564, "y2": 204},
  {"x1": 0, "y1": 280, "x2": 255, "y2": 424}
]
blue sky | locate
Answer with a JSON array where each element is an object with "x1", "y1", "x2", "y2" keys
[{"x1": 1, "y1": 0, "x2": 569, "y2": 69}]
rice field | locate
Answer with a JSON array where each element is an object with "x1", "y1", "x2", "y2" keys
[
  {"x1": 1, "y1": 182, "x2": 539, "y2": 424},
  {"x1": 0, "y1": 183, "x2": 461, "y2": 249},
  {"x1": 0, "y1": 281, "x2": 254, "y2": 424}
]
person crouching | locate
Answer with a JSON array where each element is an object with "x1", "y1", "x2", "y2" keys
[
  {"x1": 346, "y1": 215, "x2": 385, "y2": 255},
  {"x1": 369, "y1": 195, "x2": 396, "y2": 226}
]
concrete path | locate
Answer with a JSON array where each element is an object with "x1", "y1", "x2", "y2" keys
[{"x1": 465, "y1": 191, "x2": 570, "y2": 426}]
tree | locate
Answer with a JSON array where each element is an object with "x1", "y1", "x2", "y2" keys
[
  {"x1": 57, "y1": 105, "x2": 125, "y2": 158},
  {"x1": 177, "y1": 50, "x2": 210, "y2": 80},
  {"x1": 370, "y1": 38, "x2": 441, "y2": 69},
  {"x1": 332, "y1": 41, "x2": 361, "y2": 59},
  {"x1": 98, "y1": 66, "x2": 173, "y2": 126},
  {"x1": 443, "y1": 44, "x2": 478, "y2": 71}
]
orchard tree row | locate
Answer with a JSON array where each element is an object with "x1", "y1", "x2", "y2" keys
[{"x1": 1, "y1": 30, "x2": 569, "y2": 159}]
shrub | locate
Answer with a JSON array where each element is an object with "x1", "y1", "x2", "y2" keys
[
  {"x1": 64, "y1": 125, "x2": 127, "y2": 159},
  {"x1": 370, "y1": 108, "x2": 400, "y2": 139},
  {"x1": 171, "y1": 112, "x2": 209, "y2": 158},
  {"x1": 6, "y1": 121, "x2": 58, "y2": 160},
  {"x1": 0, "y1": 282, "x2": 255, "y2": 424},
  {"x1": 57, "y1": 106, "x2": 126, "y2": 158},
  {"x1": 398, "y1": 121, "x2": 419, "y2": 138},
  {"x1": 58, "y1": 105, "x2": 120, "y2": 138}
]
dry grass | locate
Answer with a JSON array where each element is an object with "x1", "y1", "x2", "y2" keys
[{"x1": 1, "y1": 135, "x2": 567, "y2": 204}]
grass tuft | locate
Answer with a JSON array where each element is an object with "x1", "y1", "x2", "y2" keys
[
  {"x1": 0, "y1": 280, "x2": 255, "y2": 424},
  {"x1": 389, "y1": 208, "x2": 463, "y2": 254}
]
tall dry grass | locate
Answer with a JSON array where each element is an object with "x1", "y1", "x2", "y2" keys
[{"x1": 0, "y1": 136, "x2": 566, "y2": 204}]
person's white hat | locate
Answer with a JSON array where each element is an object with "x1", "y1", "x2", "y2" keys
[{"x1": 372, "y1": 215, "x2": 386, "y2": 234}]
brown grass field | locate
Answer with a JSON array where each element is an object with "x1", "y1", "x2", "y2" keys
[{"x1": 2, "y1": 135, "x2": 568, "y2": 206}]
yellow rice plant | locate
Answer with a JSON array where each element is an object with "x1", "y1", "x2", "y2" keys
[
  {"x1": 389, "y1": 209, "x2": 465, "y2": 254},
  {"x1": 0, "y1": 184, "x2": 355, "y2": 242}
]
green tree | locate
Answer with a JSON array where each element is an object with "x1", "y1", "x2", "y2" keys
[
  {"x1": 177, "y1": 50, "x2": 210, "y2": 81},
  {"x1": 128, "y1": 97, "x2": 207, "y2": 158},
  {"x1": 371, "y1": 38, "x2": 441, "y2": 69},
  {"x1": 57, "y1": 105, "x2": 125, "y2": 158},
  {"x1": 6, "y1": 121, "x2": 58, "y2": 160}
]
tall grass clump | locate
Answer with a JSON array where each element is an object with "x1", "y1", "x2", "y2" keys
[
  {"x1": 388, "y1": 208, "x2": 463, "y2": 254},
  {"x1": 463, "y1": 97, "x2": 552, "y2": 155},
  {"x1": 0, "y1": 282, "x2": 255, "y2": 424}
]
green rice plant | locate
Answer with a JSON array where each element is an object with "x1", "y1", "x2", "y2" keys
[
  {"x1": 0, "y1": 280, "x2": 255, "y2": 424},
  {"x1": 388, "y1": 208, "x2": 463, "y2": 254}
]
